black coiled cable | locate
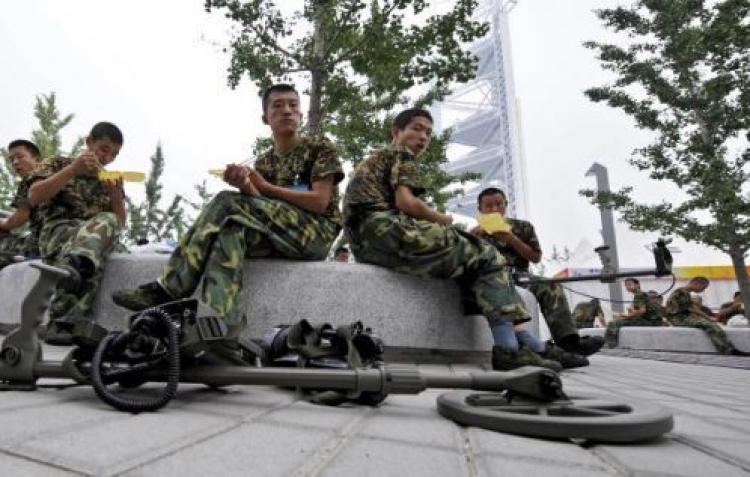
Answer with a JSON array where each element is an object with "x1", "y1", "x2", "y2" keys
[{"x1": 90, "y1": 308, "x2": 180, "y2": 412}]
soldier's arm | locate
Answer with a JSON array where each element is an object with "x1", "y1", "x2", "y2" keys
[
  {"x1": 494, "y1": 231, "x2": 542, "y2": 263},
  {"x1": 28, "y1": 153, "x2": 99, "y2": 206},
  {"x1": 250, "y1": 169, "x2": 334, "y2": 215},
  {"x1": 0, "y1": 206, "x2": 30, "y2": 232},
  {"x1": 395, "y1": 185, "x2": 452, "y2": 225}
]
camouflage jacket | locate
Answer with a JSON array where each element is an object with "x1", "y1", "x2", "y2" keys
[
  {"x1": 8, "y1": 178, "x2": 41, "y2": 255},
  {"x1": 342, "y1": 145, "x2": 425, "y2": 225},
  {"x1": 28, "y1": 156, "x2": 114, "y2": 227},
  {"x1": 632, "y1": 290, "x2": 662, "y2": 323},
  {"x1": 255, "y1": 137, "x2": 345, "y2": 226},
  {"x1": 665, "y1": 287, "x2": 693, "y2": 318},
  {"x1": 479, "y1": 218, "x2": 541, "y2": 272}
]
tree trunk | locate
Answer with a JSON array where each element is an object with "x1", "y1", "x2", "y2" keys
[
  {"x1": 728, "y1": 246, "x2": 750, "y2": 319},
  {"x1": 307, "y1": 1, "x2": 327, "y2": 136}
]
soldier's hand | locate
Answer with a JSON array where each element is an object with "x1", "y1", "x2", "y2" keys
[
  {"x1": 72, "y1": 151, "x2": 102, "y2": 176},
  {"x1": 224, "y1": 164, "x2": 260, "y2": 197},
  {"x1": 469, "y1": 225, "x2": 482, "y2": 235},
  {"x1": 440, "y1": 214, "x2": 453, "y2": 226},
  {"x1": 104, "y1": 177, "x2": 125, "y2": 203},
  {"x1": 247, "y1": 169, "x2": 270, "y2": 195}
]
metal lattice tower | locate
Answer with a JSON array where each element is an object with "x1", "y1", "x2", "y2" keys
[{"x1": 434, "y1": 0, "x2": 528, "y2": 219}]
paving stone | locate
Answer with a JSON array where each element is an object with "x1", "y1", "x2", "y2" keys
[
  {"x1": 121, "y1": 421, "x2": 336, "y2": 477},
  {"x1": 478, "y1": 455, "x2": 615, "y2": 477},
  {"x1": 319, "y1": 436, "x2": 466, "y2": 477},
  {"x1": 0, "y1": 451, "x2": 77, "y2": 476},
  {"x1": 10, "y1": 408, "x2": 235, "y2": 475},
  {"x1": 672, "y1": 414, "x2": 750, "y2": 440},
  {"x1": 594, "y1": 437, "x2": 749, "y2": 477}
]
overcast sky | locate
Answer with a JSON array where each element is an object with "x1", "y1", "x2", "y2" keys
[{"x1": 0, "y1": 0, "x2": 733, "y2": 270}]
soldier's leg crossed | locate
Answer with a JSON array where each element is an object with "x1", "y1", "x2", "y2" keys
[{"x1": 351, "y1": 212, "x2": 528, "y2": 321}]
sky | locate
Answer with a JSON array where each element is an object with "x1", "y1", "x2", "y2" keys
[{"x1": 0, "y1": 0, "x2": 735, "y2": 271}]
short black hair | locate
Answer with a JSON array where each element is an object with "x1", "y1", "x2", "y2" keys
[
  {"x1": 689, "y1": 276, "x2": 709, "y2": 286},
  {"x1": 624, "y1": 278, "x2": 640, "y2": 286},
  {"x1": 262, "y1": 84, "x2": 299, "y2": 114},
  {"x1": 392, "y1": 108, "x2": 433, "y2": 131},
  {"x1": 735, "y1": 291, "x2": 742, "y2": 298},
  {"x1": 89, "y1": 122, "x2": 124, "y2": 145},
  {"x1": 335, "y1": 246, "x2": 349, "y2": 254},
  {"x1": 8, "y1": 139, "x2": 40, "y2": 158},
  {"x1": 477, "y1": 187, "x2": 507, "y2": 205}
]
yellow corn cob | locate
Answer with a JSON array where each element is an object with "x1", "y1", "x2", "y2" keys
[
  {"x1": 98, "y1": 170, "x2": 146, "y2": 182},
  {"x1": 476, "y1": 213, "x2": 511, "y2": 233}
]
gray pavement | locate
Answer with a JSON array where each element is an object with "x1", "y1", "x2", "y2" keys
[{"x1": 0, "y1": 349, "x2": 749, "y2": 476}]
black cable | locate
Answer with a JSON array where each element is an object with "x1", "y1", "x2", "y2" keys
[
  {"x1": 559, "y1": 273, "x2": 678, "y2": 304},
  {"x1": 90, "y1": 308, "x2": 180, "y2": 413}
]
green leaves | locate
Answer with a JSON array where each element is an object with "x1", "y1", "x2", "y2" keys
[{"x1": 582, "y1": 0, "x2": 750, "y2": 262}]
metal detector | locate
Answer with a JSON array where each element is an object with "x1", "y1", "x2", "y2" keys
[{"x1": 0, "y1": 251, "x2": 674, "y2": 443}]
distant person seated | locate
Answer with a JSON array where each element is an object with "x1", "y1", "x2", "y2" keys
[
  {"x1": 717, "y1": 291, "x2": 745, "y2": 324},
  {"x1": 691, "y1": 295, "x2": 716, "y2": 320},
  {"x1": 605, "y1": 278, "x2": 663, "y2": 347},
  {"x1": 665, "y1": 277, "x2": 746, "y2": 355},
  {"x1": 0, "y1": 139, "x2": 42, "y2": 270},
  {"x1": 572, "y1": 298, "x2": 606, "y2": 329},
  {"x1": 333, "y1": 245, "x2": 350, "y2": 263}
]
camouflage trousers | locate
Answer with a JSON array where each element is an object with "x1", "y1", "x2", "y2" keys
[
  {"x1": 670, "y1": 315, "x2": 733, "y2": 354},
  {"x1": 346, "y1": 211, "x2": 529, "y2": 324},
  {"x1": 0, "y1": 233, "x2": 30, "y2": 270},
  {"x1": 605, "y1": 318, "x2": 662, "y2": 347},
  {"x1": 40, "y1": 213, "x2": 120, "y2": 320},
  {"x1": 159, "y1": 191, "x2": 339, "y2": 325},
  {"x1": 520, "y1": 279, "x2": 579, "y2": 343}
]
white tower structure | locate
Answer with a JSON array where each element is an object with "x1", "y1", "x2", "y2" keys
[{"x1": 435, "y1": 0, "x2": 528, "y2": 219}]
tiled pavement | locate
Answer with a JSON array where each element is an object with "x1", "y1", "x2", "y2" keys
[{"x1": 0, "y1": 348, "x2": 748, "y2": 476}]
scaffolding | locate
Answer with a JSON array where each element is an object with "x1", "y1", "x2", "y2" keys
[{"x1": 435, "y1": 0, "x2": 528, "y2": 219}]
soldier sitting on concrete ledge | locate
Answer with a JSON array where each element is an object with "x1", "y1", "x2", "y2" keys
[
  {"x1": 665, "y1": 277, "x2": 747, "y2": 355},
  {"x1": 343, "y1": 107, "x2": 582, "y2": 372},
  {"x1": 469, "y1": 187, "x2": 604, "y2": 365},
  {"x1": 0, "y1": 139, "x2": 42, "y2": 270},
  {"x1": 605, "y1": 278, "x2": 663, "y2": 348},
  {"x1": 718, "y1": 291, "x2": 745, "y2": 324},
  {"x1": 113, "y1": 84, "x2": 345, "y2": 352},
  {"x1": 572, "y1": 298, "x2": 606, "y2": 329},
  {"x1": 27, "y1": 122, "x2": 127, "y2": 345}
]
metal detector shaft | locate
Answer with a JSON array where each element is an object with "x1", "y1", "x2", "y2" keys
[
  {"x1": 28, "y1": 360, "x2": 563, "y2": 401},
  {"x1": 515, "y1": 268, "x2": 666, "y2": 286}
]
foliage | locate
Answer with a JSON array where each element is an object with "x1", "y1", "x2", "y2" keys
[{"x1": 581, "y1": 0, "x2": 750, "y2": 315}]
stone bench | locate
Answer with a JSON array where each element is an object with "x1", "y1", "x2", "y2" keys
[
  {"x1": 0, "y1": 254, "x2": 545, "y2": 362},
  {"x1": 578, "y1": 327, "x2": 750, "y2": 353}
]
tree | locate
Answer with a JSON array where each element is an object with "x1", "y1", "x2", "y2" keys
[
  {"x1": 0, "y1": 92, "x2": 83, "y2": 208},
  {"x1": 205, "y1": 0, "x2": 487, "y2": 193},
  {"x1": 125, "y1": 144, "x2": 189, "y2": 244},
  {"x1": 580, "y1": 0, "x2": 750, "y2": 317}
]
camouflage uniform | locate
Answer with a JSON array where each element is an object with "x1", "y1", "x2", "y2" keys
[
  {"x1": 0, "y1": 178, "x2": 41, "y2": 269},
  {"x1": 605, "y1": 291, "x2": 663, "y2": 347},
  {"x1": 666, "y1": 287, "x2": 733, "y2": 354},
  {"x1": 479, "y1": 220, "x2": 579, "y2": 343},
  {"x1": 343, "y1": 145, "x2": 529, "y2": 324},
  {"x1": 28, "y1": 157, "x2": 121, "y2": 321},
  {"x1": 572, "y1": 299, "x2": 602, "y2": 329},
  {"x1": 155, "y1": 137, "x2": 343, "y2": 325}
]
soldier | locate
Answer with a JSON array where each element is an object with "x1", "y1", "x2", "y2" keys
[
  {"x1": 665, "y1": 277, "x2": 745, "y2": 355},
  {"x1": 343, "y1": 107, "x2": 572, "y2": 372},
  {"x1": 113, "y1": 84, "x2": 344, "y2": 344},
  {"x1": 27, "y1": 122, "x2": 126, "y2": 345},
  {"x1": 572, "y1": 298, "x2": 606, "y2": 329},
  {"x1": 605, "y1": 278, "x2": 663, "y2": 348},
  {"x1": 717, "y1": 291, "x2": 744, "y2": 324},
  {"x1": 470, "y1": 187, "x2": 604, "y2": 366},
  {"x1": 333, "y1": 245, "x2": 350, "y2": 263},
  {"x1": 0, "y1": 139, "x2": 42, "y2": 270}
]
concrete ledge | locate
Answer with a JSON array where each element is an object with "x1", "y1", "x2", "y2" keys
[
  {"x1": 579, "y1": 326, "x2": 750, "y2": 353},
  {"x1": 0, "y1": 255, "x2": 542, "y2": 354}
]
